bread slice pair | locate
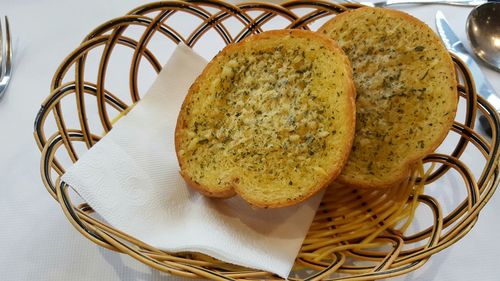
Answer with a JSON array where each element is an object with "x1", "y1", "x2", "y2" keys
[
  {"x1": 319, "y1": 7, "x2": 458, "y2": 189},
  {"x1": 175, "y1": 30, "x2": 356, "y2": 208},
  {"x1": 176, "y1": 7, "x2": 458, "y2": 207}
]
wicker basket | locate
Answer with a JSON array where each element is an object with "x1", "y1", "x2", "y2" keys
[{"x1": 34, "y1": 1, "x2": 500, "y2": 280}]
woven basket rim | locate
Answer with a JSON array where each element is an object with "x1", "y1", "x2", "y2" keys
[{"x1": 34, "y1": 1, "x2": 500, "y2": 280}]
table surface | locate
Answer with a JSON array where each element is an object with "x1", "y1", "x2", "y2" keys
[{"x1": 1, "y1": 0, "x2": 499, "y2": 280}]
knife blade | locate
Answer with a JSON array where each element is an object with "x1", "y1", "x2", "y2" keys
[{"x1": 435, "y1": 10, "x2": 499, "y2": 136}]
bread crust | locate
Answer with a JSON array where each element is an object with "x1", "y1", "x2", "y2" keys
[
  {"x1": 319, "y1": 7, "x2": 458, "y2": 189},
  {"x1": 175, "y1": 29, "x2": 356, "y2": 207}
]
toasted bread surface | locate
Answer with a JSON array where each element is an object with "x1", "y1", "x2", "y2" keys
[
  {"x1": 175, "y1": 30, "x2": 356, "y2": 207},
  {"x1": 319, "y1": 8, "x2": 457, "y2": 188}
]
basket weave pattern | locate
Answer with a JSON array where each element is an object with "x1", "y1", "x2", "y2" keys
[{"x1": 34, "y1": 1, "x2": 500, "y2": 280}]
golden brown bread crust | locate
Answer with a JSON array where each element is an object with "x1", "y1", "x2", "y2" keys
[
  {"x1": 319, "y1": 7, "x2": 458, "y2": 189},
  {"x1": 175, "y1": 29, "x2": 356, "y2": 208}
]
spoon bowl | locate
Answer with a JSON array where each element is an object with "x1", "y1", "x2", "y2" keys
[{"x1": 466, "y1": 2, "x2": 500, "y2": 71}]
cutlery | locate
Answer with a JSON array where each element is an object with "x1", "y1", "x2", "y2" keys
[
  {"x1": 436, "y1": 11, "x2": 499, "y2": 136},
  {"x1": 344, "y1": 0, "x2": 491, "y2": 8},
  {"x1": 0, "y1": 16, "x2": 12, "y2": 100},
  {"x1": 466, "y1": 2, "x2": 500, "y2": 71}
]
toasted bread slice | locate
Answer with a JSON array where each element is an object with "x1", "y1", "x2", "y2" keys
[
  {"x1": 318, "y1": 8, "x2": 457, "y2": 188},
  {"x1": 175, "y1": 30, "x2": 356, "y2": 208}
]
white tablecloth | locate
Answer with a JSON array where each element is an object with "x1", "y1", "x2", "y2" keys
[{"x1": 1, "y1": 0, "x2": 499, "y2": 280}]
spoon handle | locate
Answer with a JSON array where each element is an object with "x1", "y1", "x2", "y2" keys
[{"x1": 385, "y1": 0, "x2": 487, "y2": 6}]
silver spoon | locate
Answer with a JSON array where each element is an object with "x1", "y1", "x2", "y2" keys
[{"x1": 466, "y1": 2, "x2": 500, "y2": 71}]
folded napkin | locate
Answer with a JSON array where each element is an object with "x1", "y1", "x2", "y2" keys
[{"x1": 62, "y1": 44, "x2": 323, "y2": 278}]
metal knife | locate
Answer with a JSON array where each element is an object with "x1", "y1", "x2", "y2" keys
[{"x1": 435, "y1": 10, "x2": 499, "y2": 136}]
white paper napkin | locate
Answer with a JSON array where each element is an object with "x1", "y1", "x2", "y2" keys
[{"x1": 61, "y1": 44, "x2": 323, "y2": 278}]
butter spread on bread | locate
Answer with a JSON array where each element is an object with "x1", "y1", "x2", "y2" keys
[
  {"x1": 319, "y1": 8, "x2": 457, "y2": 188},
  {"x1": 175, "y1": 30, "x2": 356, "y2": 208}
]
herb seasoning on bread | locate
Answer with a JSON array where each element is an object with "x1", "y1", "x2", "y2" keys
[
  {"x1": 319, "y1": 8, "x2": 457, "y2": 189},
  {"x1": 175, "y1": 30, "x2": 356, "y2": 208}
]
